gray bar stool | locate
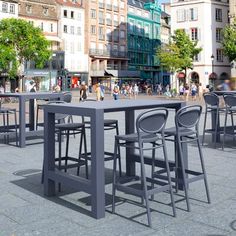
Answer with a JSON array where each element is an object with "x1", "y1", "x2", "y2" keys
[
  {"x1": 112, "y1": 108, "x2": 176, "y2": 227},
  {"x1": 202, "y1": 92, "x2": 224, "y2": 148},
  {"x1": 165, "y1": 105, "x2": 211, "y2": 212},
  {"x1": 0, "y1": 107, "x2": 18, "y2": 146},
  {"x1": 222, "y1": 94, "x2": 236, "y2": 150}
]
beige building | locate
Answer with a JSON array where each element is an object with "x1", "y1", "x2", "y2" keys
[
  {"x1": 0, "y1": 0, "x2": 18, "y2": 20},
  {"x1": 83, "y1": 0, "x2": 128, "y2": 89}
]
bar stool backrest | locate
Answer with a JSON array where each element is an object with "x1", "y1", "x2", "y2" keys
[
  {"x1": 203, "y1": 93, "x2": 219, "y2": 106},
  {"x1": 175, "y1": 105, "x2": 202, "y2": 130},
  {"x1": 136, "y1": 108, "x2": 168, "y2": 135},
  {"x1": 63, "y1": 92, "x2": 72, "y2": 103},
  {"x1": 223, "y1": 94, "x2": 236, "y2": 108}
]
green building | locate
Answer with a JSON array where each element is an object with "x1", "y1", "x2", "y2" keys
[{"x1": 127, "y1": 0, "x2": 161, "y2": 84}]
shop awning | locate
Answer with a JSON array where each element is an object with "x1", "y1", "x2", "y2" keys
[
  {"x1": 209, "y1": 72, "x2": 217, "y2": 79},
  {"x1": 45, "y1": 35, "x2": 62, "y2": 42},
  {"x1": 177, "y1": 72, "x2": 185, "y2": 79}
]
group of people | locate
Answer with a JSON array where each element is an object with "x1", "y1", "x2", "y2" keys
[{"x1": 179, "y1": 83, "x2": 203, "y2": 101}]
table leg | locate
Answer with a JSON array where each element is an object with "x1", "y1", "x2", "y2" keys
[
  {"x1": 19, "y1": 97, "x2": 26, "y2": 148},
  {"x1": 90, "y1": 110, "x2": 105, "y2": 219},
  {"x1": 29, "y1": 99, "x2": 35, "y2": 131},
  {"x1": 125, "y1": 109, "x2": 135, "y2": 176},
  {"x1": 44, "y1": 110, "x2": 56, "y2": 196}
]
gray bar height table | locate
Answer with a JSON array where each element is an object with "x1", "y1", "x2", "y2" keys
[
  {"x1": 0, "y1": 92, "x2": 64, "y2": 148},
  {"x1": 43, "y1": 99, "x2": 186, "y2": 219}
]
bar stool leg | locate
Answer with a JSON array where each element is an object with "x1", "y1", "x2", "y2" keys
[
  {"x1": 177, "y1": 136, "x2": 191, "y2": 212},
  {"x1": 112, "y1": 138, "x2": 118, "y2": 214},
  {"x1": 197, "y1": 136, "x2": 211, "y2": 203},
  {"x1": 222, "y1": 109, "x2": 228, "y2": 150},
  {"x1": 64, "y1": 130, "x2": 70, "y2": 172},
  {"x1": 151, "y1": 143, "x2": 155, "y2": 201},
  {"x1": 202, "y1": 107, "x2": 208, "y2": 145},
  {"x1": 14, "y1": 111, "x2": 18, "y2": 146}
]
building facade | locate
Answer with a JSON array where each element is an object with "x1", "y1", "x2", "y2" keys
[
  {"x1": 127, "y1": 0, "x2": 162, "y2": 84},
  {"x1": 19, "y1": 0, "x2": 61, "y2": 91},
  {"x1": 171, "y1": 0, "x2": 230, "y2": 89},
  {"x1": 56, "y1": 0, "x2": 88, "y2": 88},
  {"x1": 0, "y1": 0, "x2": 18, "y2": 20},
  {"x1": 84, "y1": 0, "x2": 131, "y2": 90}
]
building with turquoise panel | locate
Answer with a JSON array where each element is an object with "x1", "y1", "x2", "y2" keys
[{"x1": 127, "y1": 0, "x2": 161, "y2": 84}]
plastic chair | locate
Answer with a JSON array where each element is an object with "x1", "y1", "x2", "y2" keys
[
  {"x1": 112, "y1": 108, "x2": 176, "y2": 227},
  {"x1": 165, "y1": 105, "x2": 211, "y2": 212},
  {"x1": 222, "y1": 94, "x2": 236, "y2": 150},
  {"x1": 0, "y1": 106, "x2": 18, "y2": 146},
  {"x1": 202, "y1": 92, "x2": 224, "y2": 148}
]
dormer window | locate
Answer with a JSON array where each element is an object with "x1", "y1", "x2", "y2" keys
[
  {"x1": 43, "y1": 7, "x2": 49, "y2": 16},
  {"x1": 26, "y1": 4, "x2": 32, "y2": 13}
]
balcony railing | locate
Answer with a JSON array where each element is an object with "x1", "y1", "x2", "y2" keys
[
  {"x1": 106, "y1": 19, "x2": 112, "y2": 25},
  {"x1": 99, "y1": 2, "x2": 105, "y2": 8},
  {"x1": 113, "y1": 6, "x2": 118, "y2": 12},
  {"x1": 99, "y1": 34, "x2": 105, "y2": 40},
  {"x1": 99, "y1": 18, "x2": 105, "y2": 24},
  {"x1": 106, "y1": 4, "x2": 112, "y2": 10},
  {"x1": 89, "y1": 49, "x2": 127, "y2": 58}
]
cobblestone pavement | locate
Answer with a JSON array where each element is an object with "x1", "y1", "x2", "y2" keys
[{"x1": 0, "y1": 92, "x2": 235, "y2": 236}]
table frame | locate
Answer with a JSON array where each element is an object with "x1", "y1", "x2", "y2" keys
[
  {"x1": 0, "y1": 92, "x2": 64, "y2": 147},
  {"x1": 43, "y1": 99, "x2": 186, "y2": 219}
]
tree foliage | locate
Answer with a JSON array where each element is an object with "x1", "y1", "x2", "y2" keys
[
  {"x1": 0, "y1": 18, "x2": 51, "y2": 78},
  {"x1": 157, "y1": 29, "x2": 202, "y2": 76},
  {"x1": 222, "y1": 19, "x2": 236, "y2": 62}
]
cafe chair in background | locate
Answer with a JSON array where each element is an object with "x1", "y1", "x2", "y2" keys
[
  {"x1": 202, "y1": 92, "x2": 224, "y2": 148},
  {"x1": 222, "y1": 94, "x2": 236, "y2": 150},
  {"x1": 112, "y1": 108, "x2": 176, "y2": 227},
  {"x1": 0, "y1": 104, "x2": 18, "y2": 146},
  {"x1": 164, "y1": 105, "x2": 211, "y2": 212}
]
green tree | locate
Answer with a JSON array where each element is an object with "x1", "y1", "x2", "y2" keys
[
  {"x1": 222, "y1": 19, "x2": 236, "y2": 62},
  {"x1": 157, "y1": 29, "x2": 202, "y2": 86},
  {"x1": 0, "y1": 18, "x2": 51, "y2": 87}
]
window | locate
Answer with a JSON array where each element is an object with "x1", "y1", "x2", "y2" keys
[
  {"x1": 216, "y1": 8, "x2": 222, "y2": 22},
  {"x1": 189, "y1": 8, "x2": 198, "y2": 21},
  {"x1": 41, "y1": 22, "x2": 44, "y2": 31},
  {"x1": 50, "y1": 24, "x2": 53, "y2": 32},
  {"x1": 191, "y1": 28, "x2": 199, "y2": 40},
  {"x1": 70, "y1": 26, "x2": 74, "y2": 34},
  {"x1": 216, "y1": 28, "x2": 223, "y2": 42},
  {"x1": 64, "y1": 25, "x2": 68, "y2": 33},
  {"x1": 128, "y1": 20, "x2": 134, "y2": 32},
  {"x1": 78, "y1": 12, "x2": 82, "y2": 20},
  {"x1": 9, "y1": 4, "x2": 15, "y2": 14},
  {"x1": 43, "y1": 7, "x2": 48, "y2": 16},
  {"x1": 193, "y1": 53, "x2": 200, "y2": 62},
  {"x1": 216, "y1": 49, "x2": 223, "y2": 61},
  {"x1": 26, "y1": 4, "x2": 32, "y2": 13},
  {"x1": 120, "y1": 1, "x2": 125, "y2": 9},
  {"x1": 91, "y1": 9, "x2": 96, "y2": 18},
  {"x1": 91, "y1": 25, "x2": 96, "y2": 34},
  {"x1": 77, "y1": 27, "x2": 81, "y2": 35},
  {"x1": 78, "y1": 42, "x2": 82, "y2": 52},
  {"x1": 120, "y1": 30, "x2": 125, "y2": 39},
  {"x1": 71, "y1": 42, "x2": 74, "y2": 54},
  {"x1": 2, "y1": 3, "x2": 8, "y2": 12},
  {"x1": 177, "y1": 9, "x2": 186, "y2": 22},
  {"x1": 64, "y1": 10, "x2": 67, "y2": 17},
  {"x1": 71, "y1": 11, "x2": 74, "y2": 18}
]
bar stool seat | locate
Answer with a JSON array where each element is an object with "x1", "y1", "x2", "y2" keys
[{"x1": 112, "y1": 108, "x2": 176, "y2": 227}]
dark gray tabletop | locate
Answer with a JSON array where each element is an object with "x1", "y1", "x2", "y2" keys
[
  {"x1": 0, "y1": 92, "x2": 63, "y2": 99},
  {"x1": 213, "y1": 90, "x2": 236, "y2": 96}
]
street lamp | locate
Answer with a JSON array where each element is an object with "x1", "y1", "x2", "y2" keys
[{"x1": 211, "y1": 54, "x2": 215, "y2": 89}]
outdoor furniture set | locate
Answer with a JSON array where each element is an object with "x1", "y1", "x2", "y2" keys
[{"x1": 42, "y1": 99, "x2": 211, "y2": 227}]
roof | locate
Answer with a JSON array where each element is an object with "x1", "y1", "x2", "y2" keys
[
  {"x1": 128, "y1": 0, "x2": 145, "y2": 9},
  {"x1": 161, "y1": 11, "x2": 170, "y2": 18},
  {"x1": 55, "y1": 0, "x2": 82, "y2": 8}
]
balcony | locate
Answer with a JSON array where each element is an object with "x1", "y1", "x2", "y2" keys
[
  {"x1": 106, "y1": 4, "x2": 112, "y2": 10},
  {"x1": 113, "y1": 20, "x2": 119, "y2": 26},
  {"x1": 106, "y1": 19, "x2": 112, "y2": 26},
  {"x1": 99, "y1": 18, "x2": 105, "y2": 25},
  {"x1": 113, "y1": 5, "x2": 118, "y2": 12},
  {"x1": 89, "y1": 49, "x2": 127, "y2": 58},
  {"x1": 99, "y1": 34, "x2": 105, "y2": 40},
  {"x1": 99, "y1": 2, "x2": 105, "y2": 8}
]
